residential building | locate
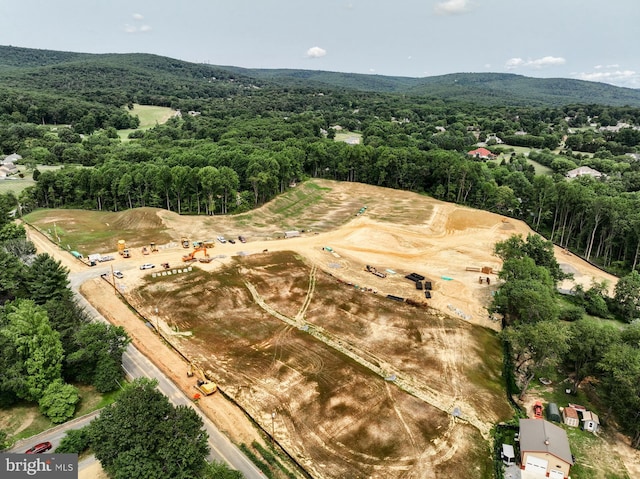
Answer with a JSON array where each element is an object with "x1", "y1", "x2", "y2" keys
[{"x1": 519, "y1": 418, "x2": 573, "y2": 479}]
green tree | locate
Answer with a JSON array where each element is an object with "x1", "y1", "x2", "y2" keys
[
  {"x1": 201, "y1": 461, "x2": 244, "y2": 479},
  {"x1": 66, "y1": 323, "x2": 129, "y2": 392},
  {"x1": 1, "y1": 300, "x2": 64, "y2": 402},
  {"x1": 566, "y1": 318, "x2": 619, "y2": 392},
  {"x1": 0, "y1": 222, "x2": 26, "y2": 242},
  {"x1": 503, "y1": 320, "x2": 570, "y2": 399},
  {"x1": 38, "y1": 379, "x2": 80, "y2": 423},
  {"x1": 614, "y1": 270, "x2": 640, "y2": 322},
  {"x1": 495, "y1": 234, "x2": 566, "y2": 284},
  {"x1": 89, "y1": 378, "x2": 209, "y2": 479},
  {"x1": 492, "y1": 256, "x2": 558, "y2": 324},
  {"x1": 0, "y1": 249, "x2": 24, "y2": 303},
  {"x1": 55, "y1": 427, "x2": 91, "y2": 454},
  {"x1": 598, "y1": 343, "x2": 640, "y2": 447},
  {"x1": 25, "y1": 254, "x2": 72, "y2": 305}
]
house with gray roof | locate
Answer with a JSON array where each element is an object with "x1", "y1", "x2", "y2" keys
[{"x1": 519, "y1": 418, "x2": 573, "y2": 478}]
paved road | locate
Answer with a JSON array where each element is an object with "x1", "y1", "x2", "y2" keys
[{"x1": 7, "y1": 410, "x2": 101, "y2": 454}]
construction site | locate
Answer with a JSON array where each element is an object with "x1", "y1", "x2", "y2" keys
[{"x1": 24, "y1": 179, "x2": 628, "y2": 479}]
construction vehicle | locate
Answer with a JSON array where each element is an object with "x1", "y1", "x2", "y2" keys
[
  {"x1": 142, "y1": 246, "x2": 149, "y2": 255},
  {"x1": 365, "y1": 265, "x2": 387, "y2": 278},
  {"x1": 181, "y1": 237, "x2": 190, "y2": 248},
  {"x1": 150, "y1": 242, "x2": 158, "y2": 252},
  {"x1": 117, "y1": 239, "x2": 131, "y2": 258},
  {"x1": 161, "y1": 262, "x2": 170, "y2": 269},
  {"x1": 187, "y1": 363, "x2": 217, "y2": 395},
  {"x1": 182, "y1": 246, "x2": 210, "y2": 262}
]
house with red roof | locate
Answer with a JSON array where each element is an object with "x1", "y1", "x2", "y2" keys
[{"x1": 467, "y1": 147, "x2": 496, "y2": 160}]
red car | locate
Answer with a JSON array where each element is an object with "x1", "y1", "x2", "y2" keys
[{"x1": 25, "y1": 441, "x2": 52, "y2": 454}]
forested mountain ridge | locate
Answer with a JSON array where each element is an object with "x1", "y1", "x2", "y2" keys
[
  {"x1": 217, "y1": 69, "x2": 640, "y2": 107},
  {"x1": 2, "y1": 45, "x2": 640, "y2": 107}
]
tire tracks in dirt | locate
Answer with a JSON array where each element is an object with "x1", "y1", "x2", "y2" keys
[{"x1": 244, "y1": 280, "x2": 492, "y2": 440}]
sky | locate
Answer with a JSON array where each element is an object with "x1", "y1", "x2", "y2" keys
[{"x1": 1, "y1": 0, "x2": 639, "y2": 88}]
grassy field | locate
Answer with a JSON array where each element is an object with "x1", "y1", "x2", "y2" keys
[
  {"x1": 0, "y1": 165, "x2": 72, "y2": 195},
  {"x1": 334, "y1": 131, "x2": 362, "y2": 144},
  {"x1": 492, "y1": 145, "x2": 554, "y2": 175},
  {"x1": 0, "y1": 386, "x2": 121, "y2": 446},
  {"x1": 118, "y1": 104, "x2": 175, "y2": 140}
]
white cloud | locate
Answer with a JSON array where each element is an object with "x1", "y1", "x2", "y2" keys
[
  {"x1": 434, "y1": 0, "x2": 470, "y2": 15},
  {"x1": 125, "y1": 13, "x2": 151, "y2": 34},
  {"x1": 505, "y1": 56, "x2": 566, "y2": 70},
  {"x1": 124, "y1": 24, "x2": 152, "y2": 34},
  {"x1": 306, "y1": 46, "x2": 327, "y2": 58},
  {"x1": 574, "y1": 69, "x2": 640, "y2": 88}
]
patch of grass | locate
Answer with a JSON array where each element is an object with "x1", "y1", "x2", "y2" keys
[
  {"x1": 239, "y1": 443, "x2": 275, "y2": 479},
  {"x1": 0, "y1": 385, "x2": 122, "y2": 447},
  {"x1": 118, "y1": 104, "x2": 175, "y2": 140}
]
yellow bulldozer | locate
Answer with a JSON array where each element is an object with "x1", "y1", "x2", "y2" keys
[{"x1": 187, "y1": 363, "x2": 217, "y2": 395}]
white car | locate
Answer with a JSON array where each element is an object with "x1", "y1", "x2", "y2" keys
[
  {"x1": 113, "y1": 270, "x2": 124, "y2": 279},
  {"x1": 140, "y1": 263, "x2": 155, "y2": 270},
  {"x1": 216, "y1": 236, "x2": 226, "y2": 244}
]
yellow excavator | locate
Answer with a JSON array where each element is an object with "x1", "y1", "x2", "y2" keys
[{"x1": 187, "y1": 363, "x2": 217, "y2": 395}]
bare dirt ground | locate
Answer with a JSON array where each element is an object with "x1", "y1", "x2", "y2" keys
[{"x1": 26, "y1": 179, "x2": 633, "y2": 478}]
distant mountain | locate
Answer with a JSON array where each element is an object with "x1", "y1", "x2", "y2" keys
[
  {"x1": 2, "y1": 45, "x2": 640, "y2": 107},
  {"x1": 223, "y1": 67, "x2": 640, "y2": 107}
]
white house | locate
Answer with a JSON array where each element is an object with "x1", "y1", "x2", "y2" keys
[{"x1": 566, "y1": 166, "x2": 603, "y2": 179}]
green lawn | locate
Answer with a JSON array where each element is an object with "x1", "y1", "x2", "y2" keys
[
  {"x1": 0, "y1": 164, "x2": 79, "y2": 196},
  {"x1": 118, "y1": 104, "x2": 175, "y2": 140},
  {"x1": 334, "y1": 131, "x2": 363, "y2": 144},
  {"x1": 0, "y1": 385, "x2": 122, "y2": 446}
]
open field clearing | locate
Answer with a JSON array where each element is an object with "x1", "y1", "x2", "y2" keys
[
  {"x1": 25, "y1": 179, "x2": 631, "y2": 478},
  {"x1": 118, "y1": 103, "x2": 175, "y2": 140}
]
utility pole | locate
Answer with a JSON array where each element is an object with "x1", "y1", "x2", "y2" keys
[{"x1": 271, "y1": 412, "x2": 276, "y2": 447}]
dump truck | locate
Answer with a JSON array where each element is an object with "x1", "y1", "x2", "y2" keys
[{"x1": 181, "y1": 237, "x2": 190, "y2": 248}]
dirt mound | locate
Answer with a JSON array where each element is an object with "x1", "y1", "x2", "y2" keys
[{"x1": 111, "y1": 207, "x2": 166, "y2": 231}]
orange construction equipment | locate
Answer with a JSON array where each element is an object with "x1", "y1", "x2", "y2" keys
[
  {"x1": 182, "y1": 246, "x2": 209, "y2": 262},
  {"x1": 533, "y1": 401, "x2": 543, "y2": 419}
]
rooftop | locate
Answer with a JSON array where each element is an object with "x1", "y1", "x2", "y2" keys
[{"x1": 519, "y1": 418, "x2": 573, "y2": 465}]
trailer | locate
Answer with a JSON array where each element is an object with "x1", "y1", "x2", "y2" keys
[{"x1": 284, "y1": 230, "x2": 301, "y2": 238}]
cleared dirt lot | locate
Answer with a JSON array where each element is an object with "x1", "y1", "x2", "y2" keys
[
  {"x1": 127, "y1": 251, "x2": 505, "y2": 478},
  {"x1": 26, "y1": 179, "x2": 627, "y2": 478}
]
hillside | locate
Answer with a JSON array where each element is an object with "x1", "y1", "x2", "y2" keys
[{"x1": 2, "y1": 45, "x2": 640, "y2": 107}]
